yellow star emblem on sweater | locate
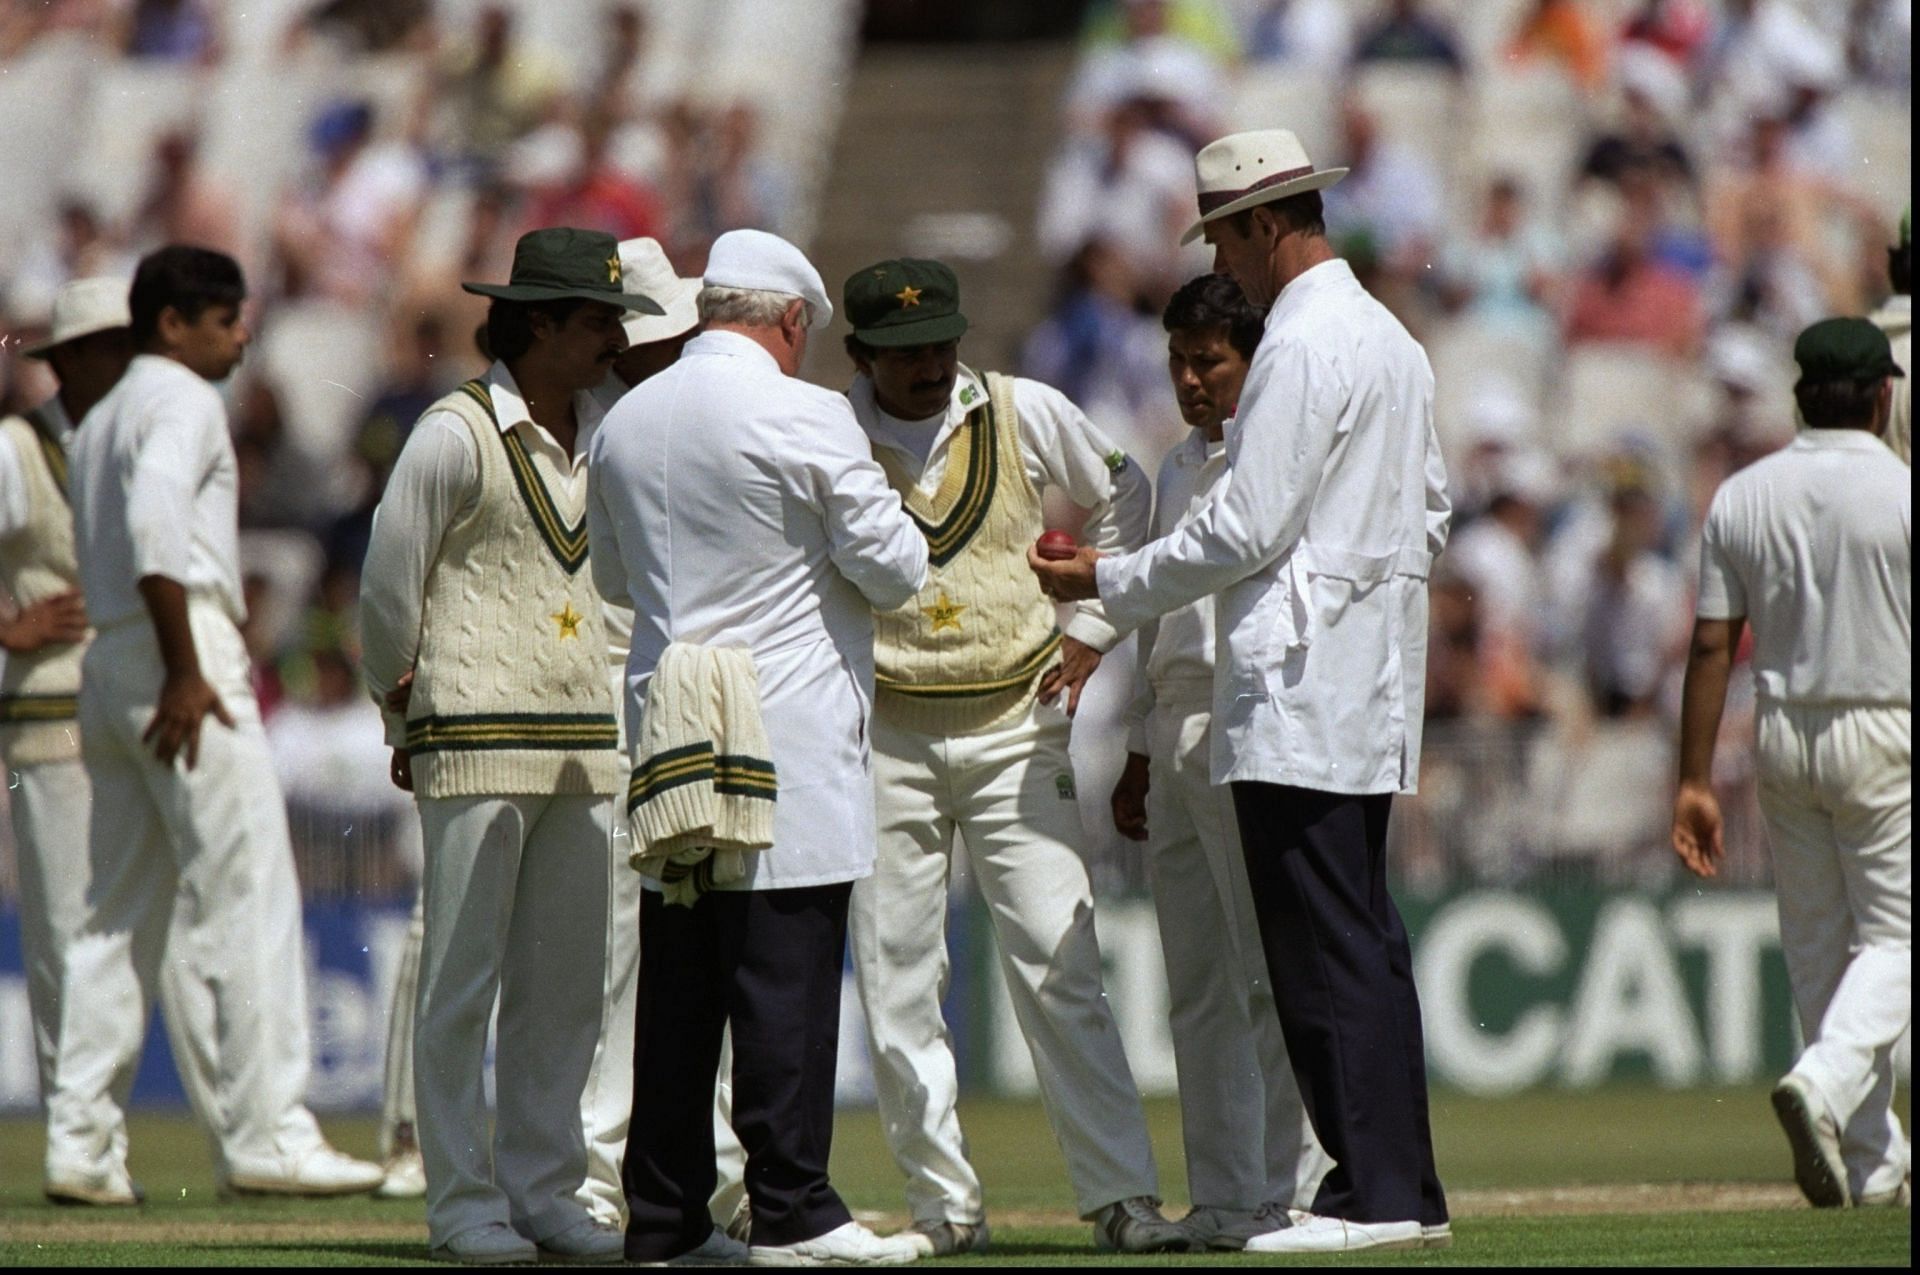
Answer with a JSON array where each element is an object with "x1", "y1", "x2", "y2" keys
[
  {"x1": 895, "y1": 284, "x2": 922, "y2": 308},
  {"x1": 551, "y1": 602, "x2": 584, "y2": 640},
  {"x1": 921, "y1": 592, "x2": 966, "y2": 633}
]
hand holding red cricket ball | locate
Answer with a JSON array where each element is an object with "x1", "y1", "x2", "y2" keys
[{"x1": 1035, "y1": 529, "x2": 1078, "y2": 561}]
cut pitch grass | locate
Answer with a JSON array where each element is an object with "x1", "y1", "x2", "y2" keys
[{"x1": 0, "y1": 1088, "x2": 1908, "y2": 1266}]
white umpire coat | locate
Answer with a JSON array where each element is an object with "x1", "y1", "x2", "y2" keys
[
  {"x1": 586, "y1": 330, "x2": 929, "y2": 889},
  {"x1": 1096, "y1": 259, "x2": 1451, "y2": 794}
]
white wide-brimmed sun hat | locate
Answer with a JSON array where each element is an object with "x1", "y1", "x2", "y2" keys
[
  {"x1": 22, "y1": 276, "x2": 131, "y2": 358},
  {"x1": 617, "y1": 237, "x2": 700, "y2": 345},
  {"x1": 1179, "y1": 128, "x2": 1348, "y2": 246}
]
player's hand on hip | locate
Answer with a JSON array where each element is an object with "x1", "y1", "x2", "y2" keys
[
  {"x1": 390, "y1": 747, "x2": 414, "y2": 792},
  {"x1": 1027, "y1": 543, "x2": 1102, "y2": 603},
  {"x1": 1111, "y1": 751, "x2": 1150, "y2": 841},
  {"x1": 1037, "y1": 636, "x2": 1102, "y2": 716},
  {"x1": 143, "y1": 670, "x2": 235, "y2": 770},
  {"x1": 384, "y1": 669, "x2": 415, "y2": 714},
  {"x1": 0, "y1": 589, "x2": 88, "y2": 652},
  {"x1": 1670, "y1": 781, "x2": 1725, "y2": 879}
]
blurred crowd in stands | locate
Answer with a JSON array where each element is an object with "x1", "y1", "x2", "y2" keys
[
  {"x1": 0, "y1": 0, "x2": 836, "y2": 891},
  {"x1": 1032, "y1": 0, "x2": 1908, "y2": 889},
  {"x1": 0, "y1": 0, "x2": 1908, "y2": 894}
]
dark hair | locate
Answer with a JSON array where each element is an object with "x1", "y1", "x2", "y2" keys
[
  {"x1": 1224, "y1": 190, "x2": 1326, "y2": 240},
  {"x1": 1162, "y1": 273, "x2": 1265, "y2": 358},
  {"x1": 1794, "y1": 376, "x2": 1885, "y2": 430},
  {"x1": 129, "y1": 245, "x2": 246, "y2": 344},
  {"x1": 1891, "y1": 241, "x2": 1910, "y2": 296},
  {"x1": 484, "y1": 297, "x2": 587, "y2": 362},
  {"x1": 844, "y1": 334, "x2": 876, "y2": 365}
]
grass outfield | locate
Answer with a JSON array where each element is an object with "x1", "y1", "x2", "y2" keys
[{"x1": 0, "y1": 1088, "x2": 1907, "y2": 1266}]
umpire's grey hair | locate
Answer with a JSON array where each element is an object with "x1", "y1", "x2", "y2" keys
[{"x1": 696, "y1": 285, "x2": 812, "y2": 328}]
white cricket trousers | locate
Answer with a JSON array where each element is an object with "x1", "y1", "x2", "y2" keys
[
  {"x1": 1144, "y1": 691, "x2": 1330, "y2": 1212},
  {"x1": 51, "y1": 607, "x2": 324, "y2": 1183},
  {"x1": 383, "y1": 797, "x2": 644, "y2": 1228},
  {"x1": 1756, "y1": 701, "x2": 1911, "y2": 1202},
  {"x1": 414, "y1": 791, "x2": 612, "y2": 1247},
  {"x1": 852, "y1": 700, "x2": 1159, "y2": 1222}
]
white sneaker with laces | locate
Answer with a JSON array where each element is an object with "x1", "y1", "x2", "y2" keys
[
  {"x1": 901, "y1": 1219, "x2": 989, "y2": 1257},
  {"x1": 748, "y1": 1220, "x2": 920, "y2": 1266},
  {"x1": 44, "y1": 1163, "x2": 143, "y2": 1207},
  {"x1": 648, "y1": 1228, "x2": 752, "y2": 1266},
  {"x1": 1243, "y1": 1212, "x2": 1423, "y2": 1254},
  {"x1": 430, "y1": 1221, "x2": 539, "y2": 1266},
  {"x1": 1178, "y1": 1204, "x2": 1282, "y2": 1251},
  {"x1": 376, "y1": 1146, "x2": 427, "y2": 1199},
  {"x1": 225, "y1": 1142, "x2": 385, "y2": 1196},
  {"x1": 1772, "y1": 1074, "x2": 1850, "y2": 1209},
  {"x1": 1092, "y1": 1196, "x2": 1199, "y2": 1254},
  {"x1": 537, "y1": 1219, "x2": 626, "y2": 1263}
]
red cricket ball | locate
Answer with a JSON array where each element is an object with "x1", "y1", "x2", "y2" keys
[{"x1": 1036, "y1": 530, "x2": 1078, "y2": 561}]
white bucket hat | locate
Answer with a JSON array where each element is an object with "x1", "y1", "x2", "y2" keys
[
  {"x1": 618, "y1": 238, "x2": 700, "y2": 345},
  {"x1": 22, "y1": 276, "x2": 131, "y2": 358},
  {"x1": 1180, "y1": 128, "x2": 1347, "y2": 246}
]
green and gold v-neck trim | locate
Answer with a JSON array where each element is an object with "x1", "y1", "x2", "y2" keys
[
  {"x1": 880, "y1": 392, "x2": 998, "y2": 568},
  {"x1": 457, "y1": 378, "x2": 589, "y2": 576}
]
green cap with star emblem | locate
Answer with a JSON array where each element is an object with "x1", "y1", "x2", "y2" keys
[
  {"x1": 843, "y1": 258, "x2": 969, "y2": 348},
  {"x1": 1793, "y1": 316, "x2": 1906, "y2": 385},
  {"x1": 463, "y1": 227, "x2": 663, "y2": 313}
]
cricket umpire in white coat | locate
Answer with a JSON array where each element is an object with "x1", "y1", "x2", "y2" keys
[
  {"x1": 1030, "y1": 129, "x2": 1452, "y2": 1255},
  {"x1": 587, "y1": 229, "x2": 930, "y2": 1267}
]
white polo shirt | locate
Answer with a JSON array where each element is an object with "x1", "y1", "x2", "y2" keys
[
  {"x1": 68, "y1": 354, "x2": 245, "y2": 632},
  {"x1": 1696, "y1": 428, "x2": 1911, "y2": 707}
]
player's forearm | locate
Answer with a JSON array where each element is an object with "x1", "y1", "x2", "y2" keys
[
  {"x1": 136, "y1": 575, "x2": 202, "y2": 681},
  {"x1": 1676, "y1": 619, "x2": 1740, "y2": 786}
]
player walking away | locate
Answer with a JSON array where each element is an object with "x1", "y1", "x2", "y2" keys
[
  {"x1": 588, "y1": 229, "x2": 929, "y2": 1267},
  {"x1": 840, "y1": 259, "x2": 1193, "y2": 1256},
  {"x1": 1111, "y1": 273, "x2": 1331, "y2": 1250},
  {"x1": 1868, "y1": 207, "x2": 1909, "y2": 464},
  {"x1": 359, "y1": 227, "x2": 658, "y2": 1265},
  {"x1": 54, "y1": 247, "x2": 383, "y2": 1203},
  {"x1": 1673, "y1": 316, "x2": 1911, "y2": 1210},
  {"x1": 1028, "y1": 129, "x2": 1454, "y2": 1255}
]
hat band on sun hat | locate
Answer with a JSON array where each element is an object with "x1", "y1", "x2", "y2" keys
[{"x1": 1196, "y1": 164, "x2": 1318, "y2": 214}]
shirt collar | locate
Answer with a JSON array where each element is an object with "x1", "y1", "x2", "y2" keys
[
  {"x1": 1792, "y1": 427, "x2": 1897, "y2": 453},
  {"x1": 35, "y1": 394, "x2": 72, "y2": 437},
  {"x1": 1172, "y1": 427, "x2": 1226, "y2": 466},
  {"x1": 485, "y1": 360, "x2": 606, "y2": 447},
  {"x1": 1269, "y1": 257, "x2": 1355, "y2": 325},
  {"x1": 853, "y1": 364, "x2": 984, "y2": 450},
  {"x1": 684, "y1": 328, "x2": 780, "y2": 372}
]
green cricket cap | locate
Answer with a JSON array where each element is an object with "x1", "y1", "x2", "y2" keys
[
  {"x1": 843, "y1": 258, "x2": 968, "y2": 348},
  {"x1": 1793, "y1": 317, "x2": 1906, "y2": 385},
  {"x1": 463, "y1": 227, "x2": 663, "y2": 314}
]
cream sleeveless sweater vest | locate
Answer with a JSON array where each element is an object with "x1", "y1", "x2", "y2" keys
[
  {"x1": 0, "y1": 410, "x2": 87, "y2": 765},
  {"x1": 872, "y1": 371, "x2": 1061, "y2": 737},
  {"x1": 406, "y1": 380, "x2": 621, "y2": 798}
]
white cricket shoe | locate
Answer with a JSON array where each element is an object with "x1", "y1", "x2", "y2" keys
[
  {"x1": 643, "y1": 1228, "x2": 752, "y2": 1266},
  {"x1": 1772, "y1": 1074, "x2": 1850, "y2": 1209},
  {"x1": 748, "y1": 1220, "x2": 920, "y2": 1266},
  {"x1": 430, "y1": 1222, "x2": 539, "y2": 1265},
  {"x1": 1855, "y1": 1177, "x2": 1910, "y2": 1208},
  {"x1": 1178, "y1": 1204, "x2": 1283, "y2": 1251},
  {"x1": 45, "y1": 1163, "x2": 144, "y2": 1207},
  {"x1": 1422, "y1": 1221, "x2": 1454, "y2": 1249},
  {"x1": 376, "y1": 1146, "x2": 427, "y2": 1199},
  {"x1": 225, "y1": 1142, "x2": 385, "y2": 1196},
  {"x1": 1092, "y1": 1196, "x2": 1200, "y2": 1254},
  {"x1": 902, "y1": 1218, "x2": 990, "y2": 1256},
  {"x1": 537, "y1": 1219, "x2": 627, "y2": 1264},
  {"x1": 1243, "y1": 1212, "x2": 1423, "y2": 1253}
]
